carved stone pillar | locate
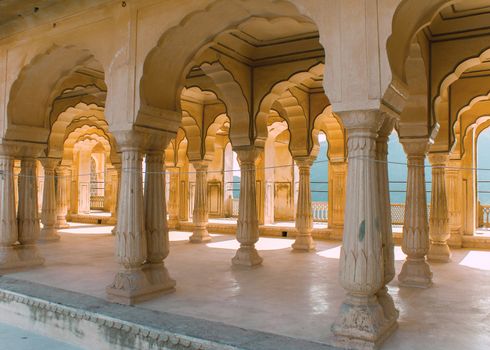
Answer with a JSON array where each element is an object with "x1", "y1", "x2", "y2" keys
[
  {"x1": 375, "y1": 116, "x2": 399, "y2": 325},
  {"x1": 107, "y1": 136, "x2": 148, "y2": 304},
  {"x1": 0, "y1": 152, "x2": 20, "y2": 268},
  {"x1": 17, "y1": 158, "x2": 44, "y2": 266},
  {"x1": 167, "y1": 167, "x2": 180, "y2": 229},
  {"x1": 332, "y1": 110, "x2": 395, "y2": 348},
  {"x1": 446, "y1": 161, "x2": 463, "y2": 247},
  {"x1": 232, "y1": 146, "x2": 262, "y2": 267},
  {"x1": 39, "y1": 158, "x2": 60, "y2": 242},
  {"x1": 428, "y1": 153, "x2": 451, "y2": 262},
  {"x1": 144, "y1": 151, "x2": 176, "y2": 293},
  {"x1": 110, "y1": 164, "x2": 121, "y2": 232},
  {"x1": 189, "y1": 162, "x2": 211, "y2": 243},
  {"x1": 292, "y1": 157, "x2": 315, "y2": 251},
  {"x1": 398, "y1": 139, "x2": 432, "y2": 288},
  {"x1": 55, "y1": 166, "x2": 70, "y2": 229},
  {"x1": 328, "y1": 161, "x2": 347, "y2": 239}
]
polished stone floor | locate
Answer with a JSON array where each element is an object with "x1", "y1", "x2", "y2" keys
[{"x1": 4, "y1": 223, "x2": 490, "y2": 349}]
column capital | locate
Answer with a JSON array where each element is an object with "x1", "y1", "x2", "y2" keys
[
  {"x1": 400, "y1": 137, "x2": 431, "y2": 157},
  {"x1": 114, "y1": 130, "x2": 173, "y2": 152},
  {"x1": 378, "y1": 114, "x2": 397, "y2": 140},
  {"x1": 336, "y1": 109, "x2": 384, "y2": 133},
  {"x1": 428, "y1": 153, "x2": 449, "y2": 166},
  {"x1": 189, "y1": 160, "x2": 210, "y2": 171},
  {"x1": 0, "y1": 141, "x2": 44, "y2": 158},
  {"x1": 39, "y1": 158, "x2": 60, "y2": 170},
  {"x1": 233, "y1": 145, "x2": 262, "y2": 163},
  {"x1": 294, "y1": 156, "x2": 315, "y2": 168}
]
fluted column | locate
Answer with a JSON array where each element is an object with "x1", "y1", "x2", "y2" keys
[
  {"x1": 0, "y1": 152, "x2": 20, "y2": 268},
  {"x1": 110, "y1": 164, "x2": 121, "y2": 232},
  {"x1": 292, "y1": 157, "x2": 315, "y2": 251},
  {"x1": 55, "y1": 166, "x2": 70, "y2": 229},
  {"x1": 17, "y1": 158, "x2": 44, "y2": 266},
  {"x1": 189, "y1": 162, "x2": 211, "y2": 243},
  {"x1": 39, "y1": 158, "x2": 60, "y2": 242},
  {"x1": 332, "y1": 110, "x2": 394, "y2": 347},
  {"x1": 107, "y1": 138, "x2": 148, "y2": 304},
  {"x1": 398, "y1": 139, "x2": 432, "y2": 288},
  {"x1": 375, "y1": 116, "x2": 399, "y2": 325},
  {"x1": 428, "y1": 153, "x2": 451, "y2": 262},
  {"x1": 232, "y1": 146, "x2": 262, "y2": 267},
  {"x1": 167, "y1": 167, "x2": 180, "y2": 229},
  {"x1": 144, "y1": 151, "x2": 175, "y2": 293}
]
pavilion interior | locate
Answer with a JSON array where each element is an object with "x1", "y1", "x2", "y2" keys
[{"x1": 2, "y1": 0, "x2": 490, "y2": 349}]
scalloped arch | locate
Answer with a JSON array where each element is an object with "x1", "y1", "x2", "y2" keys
[{"x1": 139, "y1": 0, "x2": 320, "y2": 116}]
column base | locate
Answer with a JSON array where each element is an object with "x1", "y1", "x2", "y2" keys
[
  {"x1": 398, "y1": 257, "x2": 433, "y2": 288},
  {"x1": 189, "y1": 227, "x2": 211, "y2": 243},
  {"x1": 332, "y1": 294, "x2": 396, "y2": 350},
  {"x1": 292, "y1": 234, "x2": 316, "y2": 251},
  {"x1": 330, "y1": 226, "x2": 344, "y2": 241},
  {"x1": 106, "y1": 264, "x2": 175, "y2": 305},
  {"x1": 0, "y1": 245, "x2": 44, "y2": 270},
  {"x1": 428, "y1": 242, "x2": 451, "y2": 262},
  {"x1": 376, "y1": 286, "x2": 399, "y2": 326},
  {"x1": 39, "y1": 227, "x2": 60, "y2": 242},
  {"x1": 232, "y1": 245, "x2": 263, "y2": 267},
  {"x1": 168, "y1": 218, "x2": 180, "y2": 230}
]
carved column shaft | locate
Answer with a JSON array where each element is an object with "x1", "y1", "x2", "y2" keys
[
  {"x1": 332, "y1": 110, "x2": 393, "y2": 347},
  {"x1": 398, "y1": 139, "x2": 432, "y2": 288},
  {"x1": 292, "y1": 158, "x2": 315, "y2": 251},
  {"x1": 232, "y1": 147, "x2": 262, "y2": 267},
  {"x1": 0, "y1": 154, "x2": 18, "y2": 248},
  {"x1": 375, "y1": 117, "x2": 399, "y2": 324},
  {"x1": 18, "y1": 159, "x2": 41, "y2": 244},
  {"x1": 39, "y1": 158, "x2": 60, "y2": 241},
  {"x1": 55, "y1": 166, "x2": 70, "y2": 229},
  {"x1": 167, "y1": 167, "x2": 180, "y2": 228},
  {"x1": 428, "y1": 153, "x2": 451, "y2": 262},
  {"x1": 189, "y1": 162, "x2": 211, "y2": 243},
  {"x1": 145, "y1": 152, "x2": 169, "y2": 262},
  {"x1": 144, "y1": 151, "x2": 175, "y2": 292}
]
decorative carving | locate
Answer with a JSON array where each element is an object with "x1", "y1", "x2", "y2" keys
[
  {"x1": 189, "y1": 161, "x2": 211, "y2": 243},
  {"x1": 39, "y1": 158, "x2": 61, "y2": 242},
  {"x1": 292, "y1": 157, "x2": 315, "y2": 251}
]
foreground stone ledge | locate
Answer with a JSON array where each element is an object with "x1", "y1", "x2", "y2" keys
[{"x1": 0, "y1": 276, "x2": 336, "y2": 350}]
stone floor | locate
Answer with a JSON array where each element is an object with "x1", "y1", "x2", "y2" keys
[
  {"x1": 0, "y1": 322, "x2": 82, "y2": 350},
  {"x1": 3, "y1": 222, "x2": 490, "y2": 349}
]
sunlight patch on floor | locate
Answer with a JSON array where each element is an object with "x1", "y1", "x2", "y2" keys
[
  {"x1": 207, "y1": 237, "x2": 294, "y2": 250},
  {"x1": 459, "y1": 250, "x2": 490, "y2": 271}
]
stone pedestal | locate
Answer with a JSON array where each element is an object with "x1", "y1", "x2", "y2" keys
[
  {"x1": 144, "y1": 151, "x2": 176, "y2": 294},
  {"x1": 398, "y1": 139, "x2": 432, "y2": 288},
  {"x1": 375, "y1": 116, "x2": 399, "y2": 326},
  {"x1": 428, "y1": 153, "x2": 451, "y2": 262},
  {"x1": 55, "y1": 166, "x2": 70, "y2": 229},
  {"x1": 189, "y1": 162, "x2": 211, "y2": 243},
  {"x1": 292, "y1": 157, "x2": 315, "y2": 251},
  {"x1": 232, "y1": 146, "x2": 262, "y2": 267},
  {"x1": 332, "y1": 110, "x2": 395, "y2": 349},
  {"x1": 39, "y1": 158, "x2": 60, "y2": 242},
  {"x1": 167, "y1": 167, "x2": 180, "y2": 229}
]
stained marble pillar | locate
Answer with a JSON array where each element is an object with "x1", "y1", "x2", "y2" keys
[
  {"x1": 55, "y1": 166, "x2": 70, "y2": 229},
  {"x1": 292, "y1": 157, "x2": 315, "y2": 251},
  {"x1": 232, "y1": 146, "x2": 262, "y2": 267},
  {"x1": 398, "y1": 139, "x2": 432, "y2": 288},
  {"x1": 428, "y1": 153, "x2": 451, "y2": 262},
  {"x1": 189, "y1": 162, "x2": 211, "y2": 243},
  {"x1": 17, "y1": 158, "x2": 44, "y2": 265},
  {"x1": 39, "y1": 158, "x2": 60, "y2": 242},
  {"x1": 332, "y1": 110, "x2": 395, "y2": 348},
  {"x1": 375, "y1": 116, "x2": 399, "y2": 325},
  {"x1": 144, "y1": 151, "x2": 175, "y2": 293},
  {"x1": 167, "y1": 167, "x2": 180, "y2": 229}
]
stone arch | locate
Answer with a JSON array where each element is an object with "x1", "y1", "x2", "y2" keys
[
  {"x1": 180, "y1": 110, "x2": 202, "y2": 161},
  {"x1": 204, "y1": 114, "x2": 230, "y2": 159},
  {"x1": 6, "y1": 45, "x2": 106, "y2": 142},
  {"x1": 138, "y1": 0, "x2": 326, "y2": 134},
  {"x1": 255, "y1": 63, "x2": 324, "y2": 146},
  {"x1": 312, "y1": 107, "x2": 345, "y2": 162},
  {"x1": 62, "y1": 126, "x2": 112, "y2": 167}
]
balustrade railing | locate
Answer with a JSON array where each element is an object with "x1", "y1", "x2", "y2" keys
[
  {"x1": 90, "y1": 196, "x2": 105, "y2": 210},
  {"x1": 232, "y1": 198, "x2": 239, "y2": 217},
  {"x1": 479, "y1": 203, "x2": 490, "y2": 228},
  {"x1": 312, "y1": 201, "x2": 328, "y2": 222}
]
